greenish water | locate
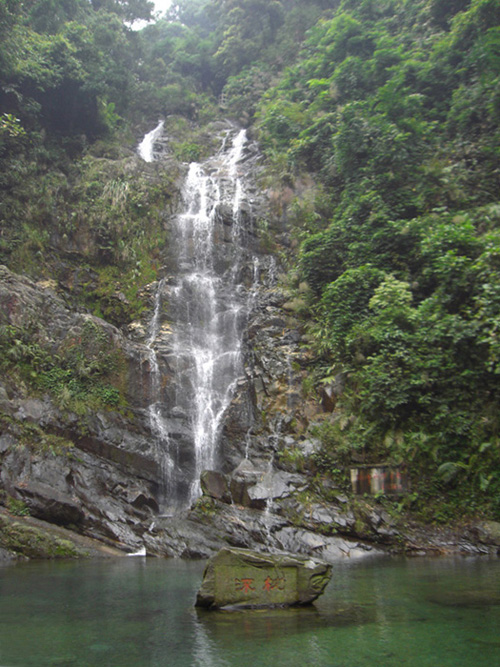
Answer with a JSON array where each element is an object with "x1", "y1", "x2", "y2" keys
[{"x1": 0, "y1": 555, "x2": 499, "y2": 666}]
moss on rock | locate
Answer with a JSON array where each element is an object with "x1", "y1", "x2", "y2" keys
[{"x1": 0, "y1": 514, "x2": 89, "y2": 560}]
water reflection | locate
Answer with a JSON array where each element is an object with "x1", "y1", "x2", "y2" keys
[{"x1": 195, "y1": 601, "x2": 375, "y2": 640}]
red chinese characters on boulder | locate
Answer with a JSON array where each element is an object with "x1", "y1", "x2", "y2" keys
[
  {"x1": 235, "y1": 577, "x2": 255, "y2": 593},
  {"x1": 262, "y1": 576, "x2": 286, "y2": 592},
  {"x1": 234, "y1": 575, "x2": 287, "y2": 594},
  {"x1": 196, "y1": 548, "x2": 332, "y2": 609}
]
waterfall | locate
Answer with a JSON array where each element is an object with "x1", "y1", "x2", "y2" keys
[
  {"x1": 138, "y1": 120, "x2": 164, "y2": 162},
  {"x1": 141, "y1": 126, "x2": 254, "y2": 511},
  {"x1": 171, "y1": 129, "x2": 249, "y2": 505},
  {"x1": 145, "y1": 278, "x2": 173, "y2": 509}
]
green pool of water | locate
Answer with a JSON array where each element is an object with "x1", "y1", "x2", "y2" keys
[{"x1": 0, "y1": 555, "x2": 499, "y2": 666}]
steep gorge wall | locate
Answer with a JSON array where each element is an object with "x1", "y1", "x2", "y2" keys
[{"x1": 0, "y1": 122, "x2": 278, "y2": 554}]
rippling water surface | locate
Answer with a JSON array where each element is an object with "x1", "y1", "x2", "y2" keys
[{"x1": 0, "y1": 555, "x2": 499, "y2": 666}]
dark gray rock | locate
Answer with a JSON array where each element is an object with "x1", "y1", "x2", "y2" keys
[
  {"x1": 14, "y1": 481, "x2": 85, "y2": 526},
  {"x1": 247, "y1": 470, "x2": 304, "y2": 508},
  {"x1": 150, "y1": 514, "x2": 228, "y2": 559},
  {"x1": 200, "y1": 471, "x2": 231, "y2": 503},
  {"x1": 0, "y1": 546, "x2": 16, "y2": 561},
  {"x1": 14, "y1": 399, "x2": 48, "y2": 424},
  {"x1": 228, "y1": 459, "x2": 263, "y2": 507},
  {"x1": 310, "y1": 505, "x2": 337, "y2": 525},
  {"x1": 0, "y1": 435, "x2": 15, "y2": 455},
  {"x1": 274, "y1": 526, "x2": 377, "y2": 562},
  {"x1": 275, "y1": 527, "x2": 327, "y2": 553},
  {"x1": 224, "y1": 459, "x2": 307, "y2": 510}
]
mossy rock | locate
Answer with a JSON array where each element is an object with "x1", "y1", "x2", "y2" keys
[
  {"x1": 476, "y1": 520, "x2": 500, "y2": 547},
  {"x1": 0, "y1": 515, "x2": 89, "y2": 559},
  {"x1": 195, "y1": 547, "x2": 332, "y2": 610}
]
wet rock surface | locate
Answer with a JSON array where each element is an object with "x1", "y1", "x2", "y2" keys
[{"x1": 0, "y1": 261, "x2": 497, "y2": 561}]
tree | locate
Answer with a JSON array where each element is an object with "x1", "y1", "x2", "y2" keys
[{"x1": 91, "y1": 0, "x2": 154, "y2": 23}]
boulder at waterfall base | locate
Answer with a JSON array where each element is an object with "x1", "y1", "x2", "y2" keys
[{"x1": 195, "y1": 546, "x2": 332, "y2": 610}]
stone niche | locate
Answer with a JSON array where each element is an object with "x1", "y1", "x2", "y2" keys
[{"x1": 195, "y1": 547, "x2": 332, "y2": 610}]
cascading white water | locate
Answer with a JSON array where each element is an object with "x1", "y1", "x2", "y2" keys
[
  {"x1": 138, "y1": 120, "x2": 164, "y2": 162},
  {"x1": 145, "y1": 278, "x2": 174, "y2": 508},
  {"x1": 170, "y1": 129, "x2": 249, "y2": 505},
  {"x1": 141, "y1": 126, "x2": 254, "y2": 511}
]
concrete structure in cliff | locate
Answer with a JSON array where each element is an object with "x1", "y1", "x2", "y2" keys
[{"x1": 195, "y1": 547, "x2": 332, "y2": 610}]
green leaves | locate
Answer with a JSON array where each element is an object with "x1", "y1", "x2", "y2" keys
[
  {"x1": 0, "y1": 321, "x2": 124, "y2": 413},
  {"x1": 320, "y1": 265, "x2": 384, "y2": 355},
  {"x1": 0, "y1": 113, "x2": 26, "y2": 154},
  {"x1": 255, "y1": 0, "x2": 499, "y2": 513}
]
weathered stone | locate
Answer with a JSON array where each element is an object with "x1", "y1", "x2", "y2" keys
[
  {"x1": 200, "y1": 471, "x2": 231, "y2": 503},
  {"x1": 247, "y1": 471, "x2": 300, "y2": 507},
  {"x1": 0, "y1": 434, "x2": 15, "y2": 455},
  {"x1": 228, "y1": 459, "x2": 263, "y2": 507},
  {"x1": 15, "y1": 481, "x2": 85, "y2": 526},
  {"x1": 286, "y1": 528, "x2": 327, "y2": 551},
  {"x1": 229, "y1": 478, "x2": 250, "y2": 507},
  {"x1": 14, "y1": 398, "x2": 50, "y2": 424},
  {"x1": 475, "y1": 520, "x2": 500, "y2": 547},
  {"x1": 130, "y1": 493, "x2": 160, "y2": 513},
  {"x1": 319, "y1": 384, "x2": 337, "y2": 413},
  {"x1": 195, "y1": 547, "x2": 332, "y2": 610},
  {"x1": 308, "y1": 505, "x2": 331, "y2": 525},
  {"x1": 0, "y1": 514, "x2": 88, "y2": 559},
  {"x1": 273, "y1": 527, "x2": 377, "y2": 562},
  {"x1": 0, "y1": 546, "x2": 16, "y2": 561},
  {"x1": 226, "y1": 461, "x2": 306, "y2": 510},
  {"x1": 299, "y1": 438, "x2": 321, "y2": 456},
  {"x1": 320, "y1": 538, "x2": 373, "y2": 561}
]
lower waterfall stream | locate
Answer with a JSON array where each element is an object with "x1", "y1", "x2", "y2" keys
[{"x1": 143, "y1": 127, "x2": 255, "y2": 512}]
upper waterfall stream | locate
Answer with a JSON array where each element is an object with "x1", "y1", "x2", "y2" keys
[
  {"x1": 137, "y1": 120, "x2": 164, "y2": 162},
  {"x1": 142, "y1": 127, "x2": 256, "y2": 512}
]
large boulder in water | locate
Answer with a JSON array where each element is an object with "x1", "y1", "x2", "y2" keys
[{"x1": 195, "y1": 546, "x2": 332, "y2": 610}]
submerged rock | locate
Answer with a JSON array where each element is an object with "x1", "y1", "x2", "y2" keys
[{"x1": 195, "y1": 546, "x2": 332, "y2": 610}]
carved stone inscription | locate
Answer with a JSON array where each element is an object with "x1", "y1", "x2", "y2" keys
[
  {"x1": 214, "y1": 565, "x2": 298, "y2": 607},
  {"x1": 195, "y1": 546, "x2": 332, "y2": 609}
]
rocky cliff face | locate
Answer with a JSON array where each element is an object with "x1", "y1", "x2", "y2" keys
[
  {"x1": 1, "y1": 124, "x2": 499, "y2": 563},
  {"x1": 0, "y1": 123, "x2": 351, "y2": 561},
  {"x1": 0, "y1": 265, "x2": 166, "y2": 552}
]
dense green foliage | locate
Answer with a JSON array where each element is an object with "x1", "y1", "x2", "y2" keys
[
  {"x1": 0, "y1": 0, "x2": 171, "y2": 320},
  {"x1": 0, "y1": 0, "x2": 322, "y2": 314},
  {"x1": 256, "y1": 0, "x2": 500, "y2": 518},
  {"x1": 0, "y1": 319, "x2": 125, "y2": 413}
]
